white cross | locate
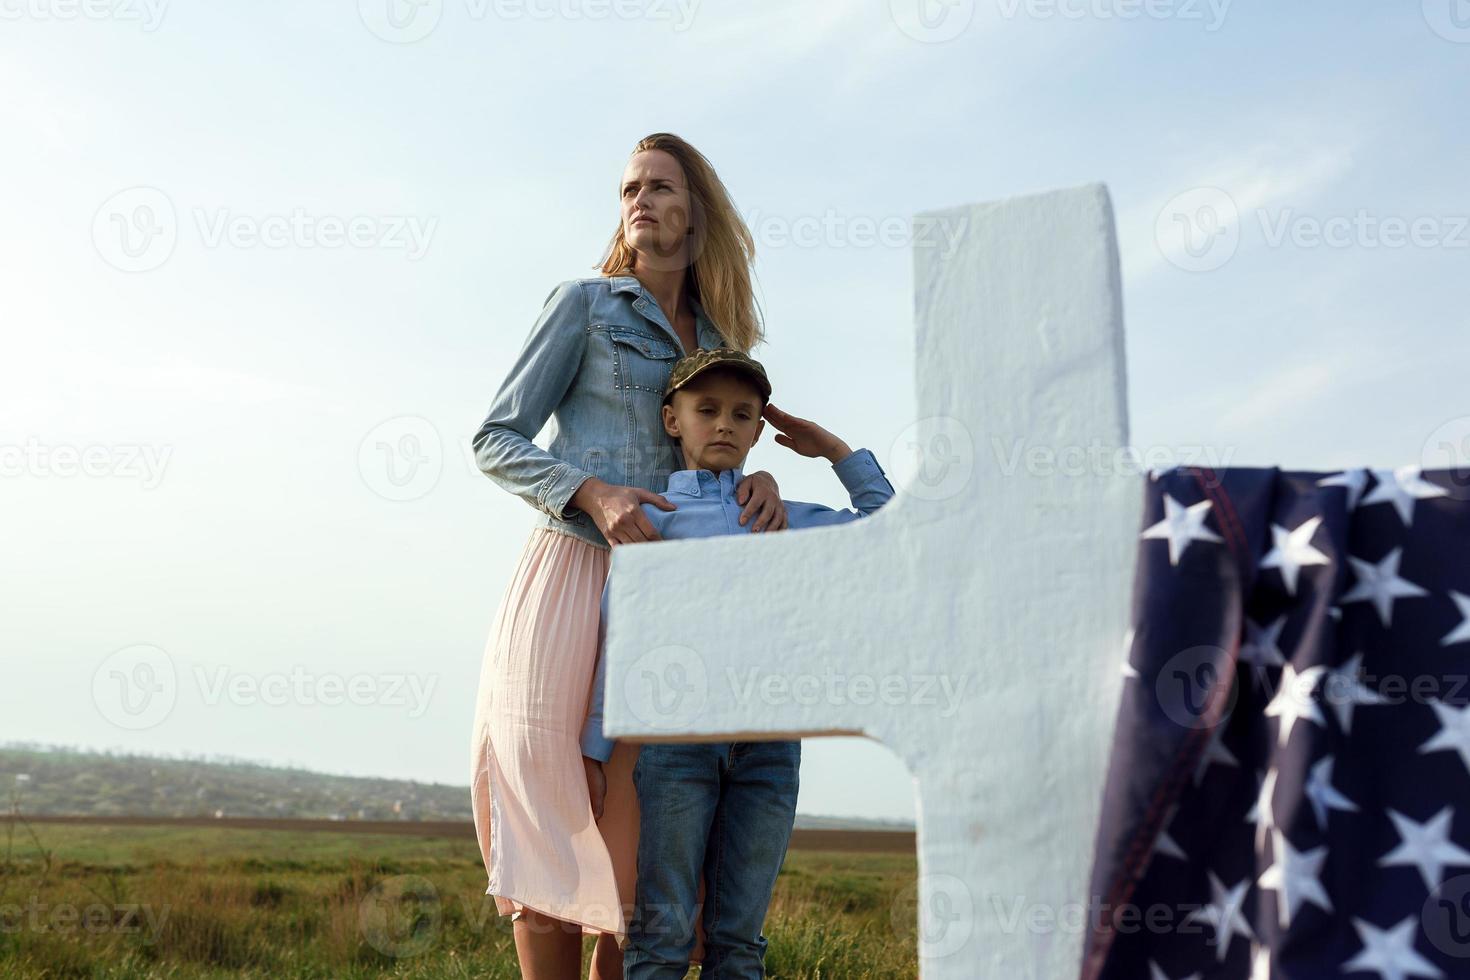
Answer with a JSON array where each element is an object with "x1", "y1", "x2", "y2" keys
[{"x1": 602, "y1": 183, "x2": 1143, "y2": 979}]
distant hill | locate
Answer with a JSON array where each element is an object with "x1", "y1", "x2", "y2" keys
[
  {"x1": 0, "y1": 743, "x2": 471, "y2": 822},
  {"x1": 0, "y1": 743, "x2": 913, "y2": 832},
  {"x1": 790, "y1": 814, "x2": 915, "y2": 832}
]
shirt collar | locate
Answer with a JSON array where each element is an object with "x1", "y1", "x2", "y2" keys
[
  {"x1": 666, "y1": 464, "x2": 746, "y2": 498},
  {"x1": 607, "y1": 274, "x2": 725, "y2": 351},
  {"x1": 607, "y1": 274, "x2": 642, "y2": 297}
]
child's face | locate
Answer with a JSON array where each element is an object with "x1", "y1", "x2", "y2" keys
[{"x1": 662, "y1": 371, "x2": 765, "y2": 473}]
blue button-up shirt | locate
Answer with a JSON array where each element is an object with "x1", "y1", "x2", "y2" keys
[{"x1": 578, "y1": 447, "x2": 896, "y2": 762}]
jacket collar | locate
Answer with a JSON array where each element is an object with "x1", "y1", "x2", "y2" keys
[
  {"x1": 666, "y1": 464, "x2": 746, "y2": 498},
  {"x1": 607, "y1": 274, "x2": 725, "y2": 353}
]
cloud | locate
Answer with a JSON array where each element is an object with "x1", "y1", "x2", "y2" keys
[{"x1": 1119, "y1": 137, "x2": 1360, "y2": 283}]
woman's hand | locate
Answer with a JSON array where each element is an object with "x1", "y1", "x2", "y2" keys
[
  {"x1": 735, "y1": 469, "x2": 787, "y2": 532},
  {"x1": 763, "y1": 403, "x2": 853, "y2": 464},
  {"x1": 570, "y1": 477, "x2": 676, "y2": 547},
  {"x1": 583, "y1": 757, "x2": 606, "y2": 821}
]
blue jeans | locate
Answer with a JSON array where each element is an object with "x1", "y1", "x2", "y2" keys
[{"x1": 623, "y1": 739, "x2": 801, "y2": 980}]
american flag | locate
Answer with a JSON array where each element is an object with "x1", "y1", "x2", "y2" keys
[{"x1": 1082, "y1": 465, "x2": 1470, "y2": 980}]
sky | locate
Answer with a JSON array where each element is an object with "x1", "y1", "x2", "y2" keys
[{"x1": 2, "y1": 2, "x2": 1468, "y2": 824}]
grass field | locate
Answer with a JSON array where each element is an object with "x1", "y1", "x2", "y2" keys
[{"x1": 0, "y1": 816, "x2": 921, "y2": 978}]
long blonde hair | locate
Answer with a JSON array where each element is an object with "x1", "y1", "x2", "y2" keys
[{"x1": 598, "y1": 133, "x2": 764, "y2": 353}]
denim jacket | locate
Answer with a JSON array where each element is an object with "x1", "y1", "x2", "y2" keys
[{"x1": 471, "y1": 275, "x2": 729, "y2": 550}]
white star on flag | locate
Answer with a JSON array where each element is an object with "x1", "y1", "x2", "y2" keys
[
  {"x1": 1153, "y1": 829, "x2": 1186, "y2": 861},
  {"x1": 1259, "y1": 516, "x2": 1331, "y2": 595},
  {"x1": 1324, "y1": 652, "x2": 1386, "y2": 735},
  {"x1": 1185, "y1": 873, "x2": 1256, "y2": 962},
  {"x1": 1317, "y1": 467, "x2": 1371, "y2": 509},
  {"x1": 1379, "y1": 807, "x2": 1470, "y2": 891},
  {"x1": 1250, "y1": 943, "x2": 1271, "y2": 980},
  {"x1": 1149, "y1": 962, "x2": 1201, "y2": 980},
  {"x1": 1141, "y1": 494, "x2": 1223, "y2": 566},
  {"x1": 1419, "y1": 700, "x2": 1470, "y2": 777},
  {"x1": 1304, "y1": 756, "x2": 1359, "y2": 830},
  {"x1": 1120, "y1": 626, "x2": 1140, "y2": 679},
  {"x1": 1258, "y1": 828, "x2": 1332, "y2": 928},
  {"x1": 1264, "y1": 664, "x2": 1327, "y2": 746},
  {"x1": 1245, "y1": 767, "x2": 1279, "y2": 850},
  {"x1": 1342, "y1": 916, "x2": 1446, "y2": 980},
  {"x1": 1340, "y1": 547, "x2": 1429, "y2": 627},
  {"x1": 1361, "y1": 465, "x2": 1448, "y2": 527},
  {"x1": 1150, "y1": 803, "x2": 1188, "y2": 864},
  {"x1": 1442, "y1": 591, "x2": 1470, "y2": 647},
  {"x1": 1193, "y1": 720, "x2": 1239, "y2": 785},
  {"x1": 1240, "y1": 615, "x2": 1288, "y2": 668},
  {"x1": 1239, "y1": 614, "x2": 1287, "y2": 688}
]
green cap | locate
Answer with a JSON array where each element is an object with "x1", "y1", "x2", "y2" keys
[{"x1": 662, "y1": 346, "x2": 772, "y2": 406}]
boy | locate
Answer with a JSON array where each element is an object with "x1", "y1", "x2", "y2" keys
[{"x1": 580, "y1": 346, "x2": 896, "y2": 979}]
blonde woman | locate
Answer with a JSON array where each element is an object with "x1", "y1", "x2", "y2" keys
[{"x1": 470, "y1": 133, "x2": 790, "y2": 980}]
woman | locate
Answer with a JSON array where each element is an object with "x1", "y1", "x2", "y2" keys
[{"x1": 469, "y1": 132, "x2": 790, "y2": 980}]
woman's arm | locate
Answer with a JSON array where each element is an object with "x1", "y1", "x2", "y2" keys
[{"x1": 471, "y1": 280, "x2": 594, "y2": 521}]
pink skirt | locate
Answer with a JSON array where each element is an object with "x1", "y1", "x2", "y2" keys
[{"x1": 470, "y1": 525, "x2": 636, "y2": 936}]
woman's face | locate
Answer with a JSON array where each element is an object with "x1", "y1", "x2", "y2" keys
[{"x1": 620, "y1": 148, "x2": 692, "y2": 272}]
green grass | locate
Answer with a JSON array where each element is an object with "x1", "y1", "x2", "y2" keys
[{"x1": 0, "y1": 819, "x2": 920, "y2": 978}]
